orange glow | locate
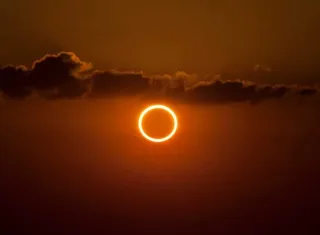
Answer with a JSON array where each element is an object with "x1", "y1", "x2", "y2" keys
[{"x1": 138, "y1": 104, "x2": 178, "y2": 143}]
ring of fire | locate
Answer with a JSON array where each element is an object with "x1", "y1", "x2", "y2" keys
[{"x1": 138, "y1": 104, "x2": 178, "y2": 143}]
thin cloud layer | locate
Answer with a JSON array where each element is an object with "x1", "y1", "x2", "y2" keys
[
  {"x1": 182, "y1": 80, "x2": 291, "y2": 104},
  {"x1": 90, "y1": 70, "x2": 149, "y2": 97},
  {"x1": 0, "y1": 52, "x2": 319, "y2": 103}
]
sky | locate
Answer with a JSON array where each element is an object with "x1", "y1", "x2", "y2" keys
[
  {"x1": 1, "y1": 1, "x2": 320, "y2": 233},
  {"x1": 1, "y1": 52, "x2": 319, "y2": 233},
  {"x1": 1, "y1": 98, "x2": 320, "y2": 233},
  {"x1": 1, "y1": 0, "x2": 320, "y2": 74}
]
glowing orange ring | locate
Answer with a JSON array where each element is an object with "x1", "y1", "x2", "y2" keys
[{"x1": 138, "y1": 104, "x2": 178, "y2": 143}]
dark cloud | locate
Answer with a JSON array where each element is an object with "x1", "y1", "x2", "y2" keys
[
  {"x1": 181, "y1": 79, "x2": 318, "y2": 104},
  {"x1": 29, "y1": 52, "x2": 92, "y2": 98},
  {"x1": 1, "y1": 52, "x2": 92, "y2": 99},
  {"x1": 90, "y1": 70, "x2": 149, "y2": 97},
  {"x1": 0, "y1": 52, "x2": 319, "y2": 103},
  {"x1": 295, "y1": 87, "x2": 319, "y2": 96},
  {"x1": 0, "y1": 65, "x2": 30, "y2": 98}
]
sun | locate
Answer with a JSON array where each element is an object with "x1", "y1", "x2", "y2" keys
[{"x1": 138, "y1": 104, "x2": 178, "y2": 143}]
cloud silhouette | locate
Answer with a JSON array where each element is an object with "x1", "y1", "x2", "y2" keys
[
  {"x1": 0, "y1": 52, "x2": 318, "y2": 103},
  {"x1": 294, "y1": 87, "x2": 319, "y2": 96},
  {"x1": 29, "y1": 52, "x2": 92, "y2": 98},
  {"x1": 0, "y1": 65, "x2": 30, "y2": 98},
  {"x1": 90, "y1": 70, "x2": 150, "y2": 97},
  {"x1": 181, "y1": 79, "x2": 318, "y2": 104}
]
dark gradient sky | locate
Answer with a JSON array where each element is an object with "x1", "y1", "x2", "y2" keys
[
  {"x1": 1, "y1": 0, "x2": 319, "y2": 73},
  {"x1": 1, "y1": 98, "x2": 320, "y2": 233}
]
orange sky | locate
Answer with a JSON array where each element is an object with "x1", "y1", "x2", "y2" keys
[{"x1": 1, "y1": 0, "x2": 319, "y2": 74}]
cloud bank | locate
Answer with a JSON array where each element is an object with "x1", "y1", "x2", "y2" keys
[{"x1": 0, "y1": 52, "x2": 319, "y2": 103}]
